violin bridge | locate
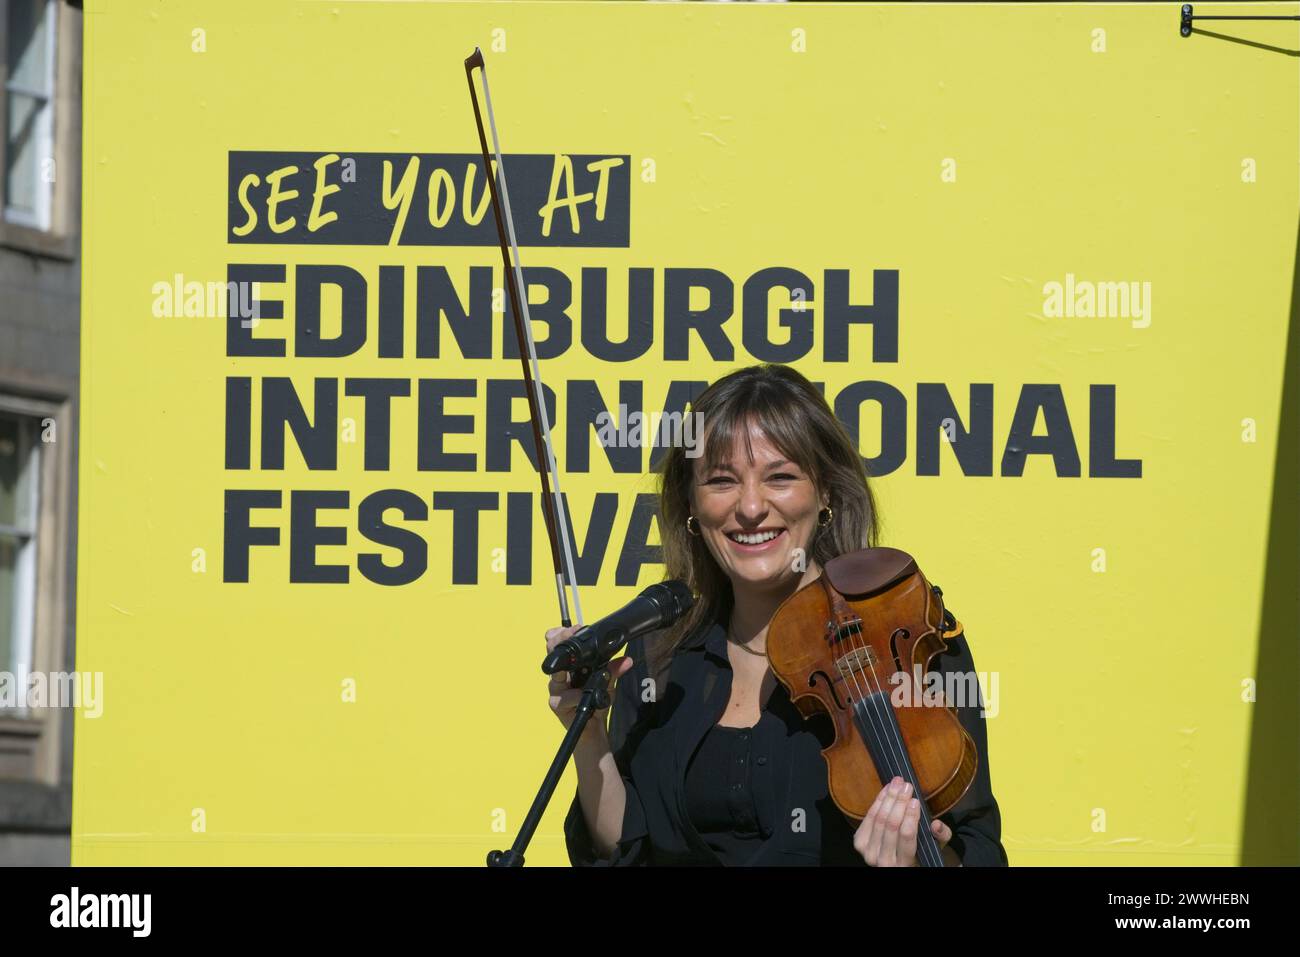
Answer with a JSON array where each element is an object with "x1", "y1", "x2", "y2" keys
[{"x1": 834, "y1": 644, "x2": 880, "y2": 680}]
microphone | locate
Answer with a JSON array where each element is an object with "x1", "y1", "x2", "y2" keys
[{"x1": 542, "y1": 580, "x2": 694, "y2": 675}]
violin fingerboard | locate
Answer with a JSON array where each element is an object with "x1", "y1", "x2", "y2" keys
[{"x1": 852, "y1": 692, "x2": 947, "y2": 868}]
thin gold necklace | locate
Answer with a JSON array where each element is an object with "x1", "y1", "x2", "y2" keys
[{"x1": 727, "y1": 621, "x2": 767, "y2": 657}]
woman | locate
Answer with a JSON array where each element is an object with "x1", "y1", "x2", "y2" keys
[{"x1": 549, "y1": 364, "x2": 1006, "y2": 866}]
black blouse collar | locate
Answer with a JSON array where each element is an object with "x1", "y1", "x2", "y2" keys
[{"x1": 681, "y1": 613, "x2": 729, "y2": 658}]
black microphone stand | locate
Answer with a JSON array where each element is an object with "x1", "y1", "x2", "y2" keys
[{"x1": 486, "y1": 636, "x2": 623, "y2": 867}]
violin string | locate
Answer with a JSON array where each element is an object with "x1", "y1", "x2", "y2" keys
[
  {"x1": 832, "y1": 617, "x2": 923, "y2": 863},
  {"x1": 844, "y1": 616, "x2": 943, "y2": 868},
  {"x1": 844, "y1": 627, "x2": 938, "y2": 867},
  {"x1": 859, "y1": 619, "x2": 943, "y2": 868},
  {"x1": 843, "y1": 619, "x2": 927, "y2": 866},
  {"x1": 833, "y1": 623, "x2": 879, "y2": 784}
]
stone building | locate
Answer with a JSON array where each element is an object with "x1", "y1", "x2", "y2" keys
[{"x1": 0, "y1": 0, "x2": 82, "y2": 866}]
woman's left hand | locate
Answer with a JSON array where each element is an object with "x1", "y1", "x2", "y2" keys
[{"x1": 853, "y1": 776, "x2": 953, "y2": 866}]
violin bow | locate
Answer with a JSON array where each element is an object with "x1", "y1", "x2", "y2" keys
[{"x1": 464, "y1": 48, "x2": 586, "y2": 637}]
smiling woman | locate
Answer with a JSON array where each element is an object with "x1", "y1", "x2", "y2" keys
[
  {"x1": 657, "y1": 364, "x2": 880, "y2": 665},
  {"x1": 552, "y1": 363, "x2": 1008, "y2": 867}
]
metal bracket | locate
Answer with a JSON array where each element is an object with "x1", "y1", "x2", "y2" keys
[{"x1": 1181, "y1": 3, "x2": 1300, "y2": 38}]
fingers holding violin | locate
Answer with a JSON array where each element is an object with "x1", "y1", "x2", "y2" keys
[
  {"x1": 854, "y1": 776, "x2": 921, "y2": 866},
  {"x1": 895, "y1": 793, "x2": 921, "y2": 866},
  {"x1": 875, "y1": 777, "x2": 912, "y2": 866},
  {"x1": 852, "y1": 779, "x2": 890, "y2": 863},
  {"x1": 886, "y1": 779, "x2": 923, "y2": 867}
]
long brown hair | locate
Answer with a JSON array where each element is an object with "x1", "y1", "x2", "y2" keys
[{"x1": 647, "y1": 363, "x2": 880, "y2": 679}]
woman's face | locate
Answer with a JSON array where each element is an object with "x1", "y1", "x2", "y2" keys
[{"x1": 691, "y1": 420, "x2": 825, "y2": 593}]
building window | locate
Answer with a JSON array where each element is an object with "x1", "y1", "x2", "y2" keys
[
  {"x1": 0, "y1": 409, "x2": 40, "y2": 711},
  {"x1": 3, "y1": 0, "x2": 56, "y2": 231}
]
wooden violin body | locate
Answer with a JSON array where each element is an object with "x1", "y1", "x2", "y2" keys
[{"x1": 766, "y1": 547, "x2": 977, "y2": 851}]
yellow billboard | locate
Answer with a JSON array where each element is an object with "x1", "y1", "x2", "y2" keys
[{"x1": 75, "y1": 0, "x2": 1299, "y2": 865}]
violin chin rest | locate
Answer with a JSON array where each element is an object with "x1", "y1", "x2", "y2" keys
[{"x1": 823, "y1": 547, "x2": 920, "y2": 598}]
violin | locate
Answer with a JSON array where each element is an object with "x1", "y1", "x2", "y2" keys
[{"x1": 766, "y1": 546, "x2": 976, "y2": 868}]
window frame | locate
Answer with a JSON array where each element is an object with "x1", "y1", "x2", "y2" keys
[
  {"x1": 0, "y1": 407, "x2": 41, "y2": 698},
  {"x1": 2, "y1": 0, "x2": 57, "y2": 231},
  {"x1": 0, "y1": 0, "x2": 75, "y2": 259},
  {"x1": 0, "y1": 390, "x2": 71, "y2": 786}
]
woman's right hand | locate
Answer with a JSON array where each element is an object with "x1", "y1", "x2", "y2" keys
[{"x1": 546, "y1": 625, "x2": 636, "y2": 731}]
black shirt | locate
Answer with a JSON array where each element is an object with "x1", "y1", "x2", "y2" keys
[
  {"x1": 684, "y1": 722, "x2": 765, "y2": 863},
  {"x1": 564, "y1": 610, "x2": 1007, "y2": 866}
]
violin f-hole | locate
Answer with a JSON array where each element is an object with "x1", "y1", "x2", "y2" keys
[
  {"x1": 809, "y1": 670, "x2": 846, "y2": 711},
  {"x1": 889, "y1": 627, "x2": 910, "y2": 670}
]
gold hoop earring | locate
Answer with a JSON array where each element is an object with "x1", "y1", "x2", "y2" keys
[
  {"x1": 817, "y1": 506, "x2": 833, "y2": 528},
  {"x1": 686, "y1": 515, "x2": 701, "y2": 536}
]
